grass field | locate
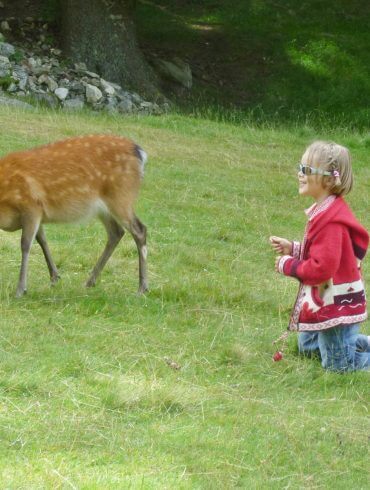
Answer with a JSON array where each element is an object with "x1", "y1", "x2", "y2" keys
[{"x1": 0, "y1": 106, "x2": 369, "y2": 488}]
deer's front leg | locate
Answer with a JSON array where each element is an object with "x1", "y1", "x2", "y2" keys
[{"x1": 16, "y1": 214, "x2": 40, "y2": 297}]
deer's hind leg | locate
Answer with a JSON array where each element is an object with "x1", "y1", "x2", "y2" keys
[
  {"x1": 105, "y1": 194, "x2": 148, "y2": 293},
  {"x1": 128, "y1": 214, "x2": 148, "y2": 294},
  {"x1": 85, "y1": 214, "x2": 125, "y2": 288}
]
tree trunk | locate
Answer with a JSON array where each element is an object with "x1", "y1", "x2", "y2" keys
[{"x1": 60, "y1": 0, "x2": 160, "y2": 98}]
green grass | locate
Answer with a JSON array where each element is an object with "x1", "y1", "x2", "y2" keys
[
  {"x1": 135, "y1": 0, "x2": 370, "y2": 129},
  {"x1": 0, "y1": 105, "x2": 369, "y2": 488}
]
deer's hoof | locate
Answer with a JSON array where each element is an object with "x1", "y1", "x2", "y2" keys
[
  {"x1": 51, "y1": 275, "x2": 61, "y2": 286},
  {"x1": 137, "y1": 285, "x2": 149, "y2": 295}
]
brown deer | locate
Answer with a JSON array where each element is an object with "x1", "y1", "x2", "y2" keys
[{"x1": 0, "y1": 134, "x2": 148, "y2": 297}]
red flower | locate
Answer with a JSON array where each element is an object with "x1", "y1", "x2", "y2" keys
[{"x1": 273, "y1": 351, "x2": 283, "y2": 362}]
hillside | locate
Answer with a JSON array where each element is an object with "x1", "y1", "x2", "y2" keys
[
  {"x1": 1, "y1": 1, "x2": 369, "y2": 128},
  {"x1": 135, "y1": 0, "x2": 370, "y2": 128}
]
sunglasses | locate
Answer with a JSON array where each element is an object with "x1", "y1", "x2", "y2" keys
[{"x1": 298, "y1": 163, "x2": 331, "y2": 176}]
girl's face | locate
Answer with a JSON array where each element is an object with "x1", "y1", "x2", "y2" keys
[{"x1": 298, "y1": 152, "x2": 331, "y2": 203}]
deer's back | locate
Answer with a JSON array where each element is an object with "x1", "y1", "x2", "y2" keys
[{"x1": 0, "y1": 135, "x2": 143, "y2": 224}]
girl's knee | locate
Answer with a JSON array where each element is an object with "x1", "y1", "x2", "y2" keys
[{"x1": 356, "y1": 334, "x2": 370, "y2": 353}]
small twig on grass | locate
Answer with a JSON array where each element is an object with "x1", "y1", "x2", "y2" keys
[{"x1": 51, "y1": 469, "x2": 77, "y2": 489}]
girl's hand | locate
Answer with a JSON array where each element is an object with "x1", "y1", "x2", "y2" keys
[{"x1": 269, "y1": 236, "x2": 292, "y2": 255}]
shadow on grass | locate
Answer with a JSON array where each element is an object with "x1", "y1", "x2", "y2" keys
[{"x1": 136, "y1": 0, "x2": 370, "y2": 129}]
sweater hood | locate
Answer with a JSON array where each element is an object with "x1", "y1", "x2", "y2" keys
[{"x1": 308, "y1": 196, "x2": 369, "y2": 260}]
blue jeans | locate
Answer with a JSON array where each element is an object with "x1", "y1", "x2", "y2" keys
[{"x1": 298, "y1": 324, "x2": 370, "y2": 372}]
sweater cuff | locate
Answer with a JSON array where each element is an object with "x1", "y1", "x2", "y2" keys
[
  {"x1": 277, "y1": 255, "x2": 292, "y2": 274},
  {"x1": 353, "y1": 242, "x2": 367, "y2": 260},
  {"x1": 278, "y1": 255, "x2": 301, "y2": 278}
]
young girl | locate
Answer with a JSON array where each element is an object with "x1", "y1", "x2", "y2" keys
[{"x1": 270, "y1": 141, "x2": 370, "y2": 372}]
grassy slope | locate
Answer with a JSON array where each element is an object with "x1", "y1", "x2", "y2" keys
[
  {"x1": 135, "y1": 0, "x2": 370, "y2": 129},
  {"x1": 0, "y1": 106, "x2": 369, "y2": 488}
]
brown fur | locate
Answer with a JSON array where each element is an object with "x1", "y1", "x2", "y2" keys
[{"x1": 0, "y1": 134, "x2": 148, "y2": 297}]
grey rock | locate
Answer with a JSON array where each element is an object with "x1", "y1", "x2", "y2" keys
[
  {"x1": 91, "y1": 99, "x2": 105, "y2": 111},
  {"x1": 0, "y1": 42, "x2": 15, "y2": 58},
  {"x1": 54, "y1": 87, "x2": 69, "y2": 101},
  {"x1": 117, "y1": 98, "x2": 134, "y2": 113},
  {"x1": 7, "y1": 82, "x2": 18, "y2": 93},
  {"x1": 104, "y1": 96, "x2": 119, "y2": 113},
  {"x1": 37, "y1": 73, "x2": 49, "y2": 84},
  {"x1": 1, "y1": 21, "x2": 10, "y2": 32},
  {"x1": 0, "y1": 56, "x2": 10, "y2": 77},
  {"x1": 26, "y1": 57, "x2": 42, "y2": 74},
  {"x1": 140, "y1": 101, "x2": 154, "y2": 109},
  {"x1": 85, "y1": 83, "x2": 102, "y2": 103},
  {"x1": 38, "y1": 73, "x2": 58, "y2": 92},
  {"x1": 58, "y1": 78, "x2": 70, "y2": 88},
  {"x1": 107, "y1": 81, "x2": 122, "y2": 91},
  {"x1": 0, "y1": 55, "x2": 11, "y2": 68},
  {"x1": 12, "y1": 67, "x2": 28, "y2": 90},
  {"x1": 74, "y1": 62, "x2": 87, "y2": 72},
  {"x1": 0, "y1": 95, "x2": 33, "y2": 109},
  {"x1": 130, "y1": 92, "x2": 143, "y2": 104},
  {"x1": 88, "y1": 77, "x2": 101, "y2": 88},
  {"x1": 50, "y1": 48, "x2": 62, "y2": 57},
  {"x1": 154, "y1": 57, "x2": 192, "y2": 88},
  {"x1": 69, "y1": 80, "x2": 85, "y2": 94},
  {"x1": 27, "y1": 75, "x2": 37, "y2": 91},
  {"x1": 27, "y1": 59, "x2": 51, "y2": 76},
  {"x1": 0, "y1": 67, "x2": 10, "y2": 77},
  {"x1": 34, "y1": 92, "x2": 58, "y2": 108},
  {"x1": 40, "y1": 63, "x2": 52, "y2": 74},
  {"x1": 85, "y1": 70, "x2": 100, "y2": 79},
  {"x1": 151, "y1": 103, "x2": 163, "y2": 115},
  {"x1": 100, "y1": 78, "x2": 115, "y2": 96},
  {"x1": 115, "y1": 90, "x2": 129, "y2": 102},
  {"x1": 63, "y1": 98, "x2": 84, "y2": 110}
]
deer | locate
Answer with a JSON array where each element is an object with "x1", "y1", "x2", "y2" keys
[{"x1": 0, "y1": 134, "x2": 148, "y2": 297}]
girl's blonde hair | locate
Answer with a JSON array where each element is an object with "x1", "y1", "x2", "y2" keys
[{"x1": 303, "y1": 141, "x2": 353, "y2": 195}]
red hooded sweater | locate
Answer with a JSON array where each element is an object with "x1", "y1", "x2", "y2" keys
[{"x1": 278, "y1": 196, "x2": 369, "y2": 331}]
